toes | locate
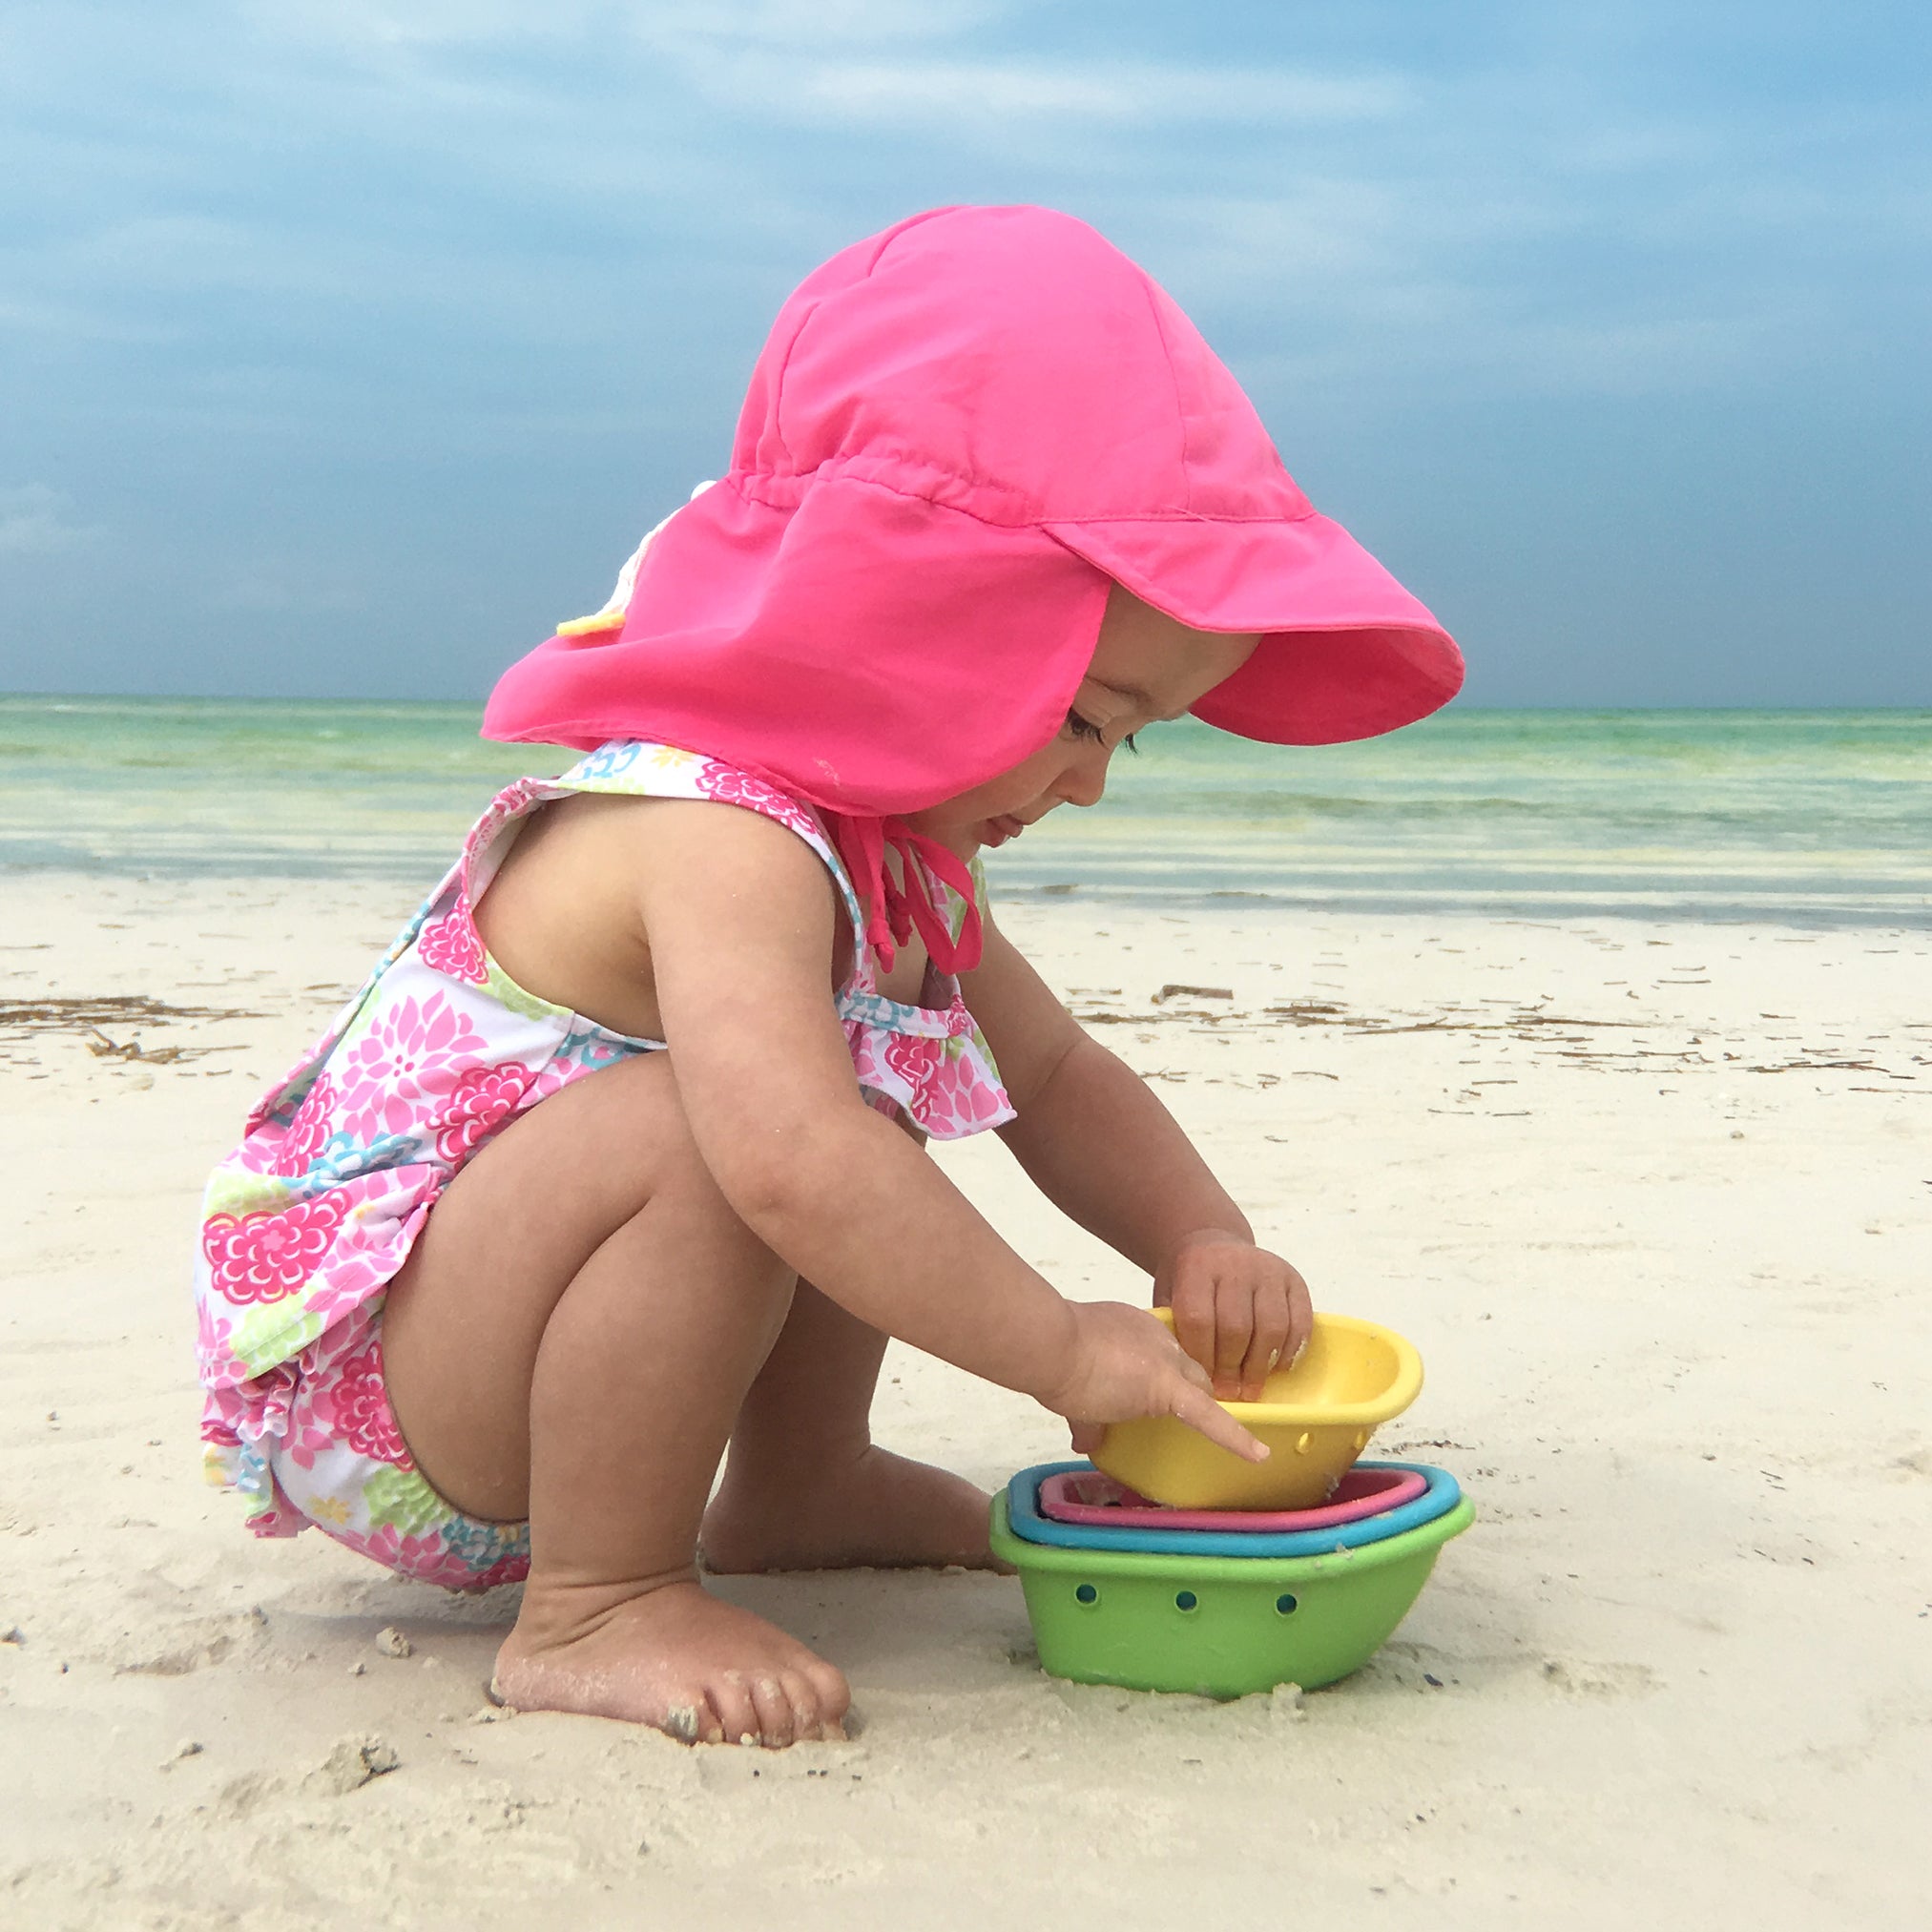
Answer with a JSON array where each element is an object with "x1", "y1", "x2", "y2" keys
[
  {"x1": 709, "y1": 1661, "x2": 845, "y2": 1748},
  {"x1": 491, "y1": 1583, "x2": 847, "y2": 1747},
  {"x1": 776, "y1": 1667, "x2": 829, "y2": 1742},
  {"x1": 661, "y1": 1698, "x2": 721, "y2": 1746},
  {"x1": 708, "y1": 1673, "x2": 762, "y2": 1748},
  {"x1": 747, "y1": 1673, "x2": 799, "y2": 1750},
  {"x1": 699, "y1": 1694, "x2": 732, "y2": 1746},
  {"x1": 803, "y1": 1657, "x2": 852, "y2": 1735}
]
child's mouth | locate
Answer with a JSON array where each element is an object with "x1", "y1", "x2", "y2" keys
[{"x1": 983, "y1": 814, "x2": 1028, "y2": 846}]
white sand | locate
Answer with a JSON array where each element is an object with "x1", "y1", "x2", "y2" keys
[{"x1": 2, "y1": 873, "x2": 1927, "y2": 1927}]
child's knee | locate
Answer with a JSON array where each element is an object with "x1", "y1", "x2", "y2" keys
[
  {"x1": 566, "y1": 1057, "x2": 738, "y2": 1205},
  {"x1": 671, "y1": 1160, "x2": 790, "y2": 1281},
  {"x1": 642, "y1": 1084, "x2": 793, "y2": 1282},
  {"x1": 561, "y1": 1056, "x2": 785, "y2": 1287}
]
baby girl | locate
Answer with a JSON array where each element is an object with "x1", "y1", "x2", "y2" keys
[{"x1": 194, "y1": 204, "x2": 1460, "y2": 1748}]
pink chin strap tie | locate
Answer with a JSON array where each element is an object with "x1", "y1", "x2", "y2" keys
[{"x1": 828, "y1": 814, "x2": 985, "y2": 979}]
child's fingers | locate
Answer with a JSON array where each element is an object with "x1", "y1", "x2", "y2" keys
[
  {"x1": 1212, "y1": 1276, "x2": 1257, "y2": 1393},
  {"x1": 1167, "y1": 1378, "x2": 1269, "y2": 1463},
  {"x1": 1286, "y1": 1270, "x2": 1315, "y2": 1365},
  {"x1": 1168, "y1": 1278, "x2": 1218, "y2": 1379},
  {"x1": 1213, "y1": 1275, "x2": 1275, "y2": 1399},
  {"x1": 1236, "y1": 1279, "x2": 1294, "y2": 1400}
]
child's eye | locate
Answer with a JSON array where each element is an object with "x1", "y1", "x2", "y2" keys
[{"x1": 1064, "y1": 710, "x2": 1139, "y2": 754}]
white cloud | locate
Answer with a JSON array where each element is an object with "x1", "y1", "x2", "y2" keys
[
  {"x1": 239, "y1": 3, "x2": 1402, "y2": 134},
  {"x1": 240, "y1": 1, "x2": 583, "y2": 51},
  {"x1": 636, "y1": 0, "x2": 1003, "y2": 47},
  {"x1": 1134, "y1": 173, "x2": 1819, "y2": 404},
  {"x1": 744, "y1": 57, "x2": 1409, "y2": 128},
  {"x1": 249, "y1": 0, "x2": 998, "y2": 53},
  {"x1": 0, "y1": 485, "x2": 92, "y2": 556},
  {"x1": 4, "y1": 4, "x2": 1914, "y2": 417}
]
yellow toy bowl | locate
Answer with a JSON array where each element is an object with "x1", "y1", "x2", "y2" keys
[{"x1": 1092, "y1": 1310, "x2": 1423, "y2": 1510}]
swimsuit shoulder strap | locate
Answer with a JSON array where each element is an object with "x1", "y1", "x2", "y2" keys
[{"x1": 547, "y1": 739, "x2": 869, "y2": 942}]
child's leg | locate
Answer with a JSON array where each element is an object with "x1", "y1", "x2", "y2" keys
[
  {"x1": 379, "y1": 1053, "x2": 849, "y2": 1746},
  {"x1": 700, "y1": 1278, "x2": 1004, "y2": 1573}
]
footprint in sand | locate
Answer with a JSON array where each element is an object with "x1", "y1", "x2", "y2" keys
[
  {"x1": 111, "y1": 1604, "x2": 269, "y2": 1677},
  {"x1": 1540, "y1": 1657, "x2": 1661, "y2": 1696}
]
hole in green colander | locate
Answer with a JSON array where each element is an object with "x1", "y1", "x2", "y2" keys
[
  {"x1": 1174, "y1": 1589, "x2": 1198, "y2": 1612},
  {"x1": 1275, "y1": 1593, "x2": 1298, "y2": 1615},
  {"x1": 1074, "y1": 1583, "x2": 1098, "y2": 1606}
]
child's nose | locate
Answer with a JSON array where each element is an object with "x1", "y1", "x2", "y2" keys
[{"x1": 1060, "y1": 753, "x2": 1109, "y2": 809}]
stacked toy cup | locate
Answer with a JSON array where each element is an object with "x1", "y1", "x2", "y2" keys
[{"x1": 990, "y1": 1311, "x2": 1472, "y2": 1697}]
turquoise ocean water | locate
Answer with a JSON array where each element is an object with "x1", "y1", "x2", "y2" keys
[{"x1": 1, "y1": 697, "x2": 1925, "y2": 928}]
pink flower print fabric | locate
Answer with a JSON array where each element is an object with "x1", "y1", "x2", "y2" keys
[
  {"x1": 219, "y1": 1299, "x2": 532, "y2": 1589},
  {"x1": 693, "y1": 758, "x2": 824, "y2": 839},
  {"x1": 433, "y1": 1062, "x2": 539, "y2": 1167},
  {"x1": 202, "y1": 1195, "x2": 348, "y2": 1307},
  {"x1": 274, "y1": 1071, "x2": 340, "y2": 1176},
  {"x1": 334, "y1": 990, "x2": 489, "y2": 1143},
  {"x1": 301, "y1": 1335, "x2": 414, "y2": 1470},
  {"x1": 881, "y1": 1030, "x2": 1012, "y2": 1138},
  {"x1": 416, "y1": 895, "x2": 488, "y2": 984}
]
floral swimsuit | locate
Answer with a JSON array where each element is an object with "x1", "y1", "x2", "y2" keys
[{"x1": 195, "y1": 741, "x2": 1012, "y2": 1590}]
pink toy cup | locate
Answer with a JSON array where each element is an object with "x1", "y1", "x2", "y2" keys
[{"x1": 1038, "y1": 1463, "x2": 1427, "y2": 1533}]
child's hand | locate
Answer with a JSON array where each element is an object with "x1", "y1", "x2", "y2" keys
[
  {"x1": 1049, "y1": 1301, "x2": 1269, "y2": 1464},
  {"x1": 1156, "y1": 1232, "x2": 1313, "y2": 1402}
]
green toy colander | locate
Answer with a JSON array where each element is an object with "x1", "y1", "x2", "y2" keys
[{"x1": 991, "y1": 1489, "x2": 1473, "y2": 1698}]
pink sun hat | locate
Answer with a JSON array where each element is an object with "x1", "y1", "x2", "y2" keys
[{"x1": 483, "y1": 203, "x2": 1462, "y2": 815}]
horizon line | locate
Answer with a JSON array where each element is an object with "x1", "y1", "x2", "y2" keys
[{"x1": 1, "y1": 692, "x2": 1927, "y2": 719}]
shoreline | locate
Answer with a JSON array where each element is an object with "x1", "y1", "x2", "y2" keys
[
  {"x1": 5, "y1": 701, "x2": 1926, "y2": 936},
  {"x1": 5, "y1": 859, "x2": 1927, "y2": 936}
]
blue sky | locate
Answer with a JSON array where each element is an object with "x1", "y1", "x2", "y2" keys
[{"x1": 3, "y1": 1, "x2": 1926, "y2": 706}]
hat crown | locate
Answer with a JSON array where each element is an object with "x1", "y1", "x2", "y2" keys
[{"x1": 735, "y1": 205, "x2": 1309, "y2": 526}]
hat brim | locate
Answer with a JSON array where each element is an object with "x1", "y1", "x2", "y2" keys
[{"x1": 1045, "y1": 510, "x2": 1463, "y2": 745}]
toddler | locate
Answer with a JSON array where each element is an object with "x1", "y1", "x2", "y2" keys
[{"x1": 195, "y1": 205, "x2": 1461, "y2": 1748}]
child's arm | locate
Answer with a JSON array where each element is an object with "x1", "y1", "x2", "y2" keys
[
  {"x1": 962, "y1": 914, "x2": 1313, "y2": 1402},
  {"x1": 628, "y1": 801, "x2": 1264, "y2": 1459}
]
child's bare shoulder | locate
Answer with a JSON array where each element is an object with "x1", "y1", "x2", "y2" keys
[
  {"x1": 499, "y1": 790, "x2": 832, "y2": 905},
  {"x1": 478, "y1": 793, "x2": 843, "y2": 1039}
]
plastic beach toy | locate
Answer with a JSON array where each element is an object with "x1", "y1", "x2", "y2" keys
[
  {"x1": 990, "y1": 1489, "x2": 1473, "y2": 1697},
  {"x1": 1092, "y1": 1310, "x2": 1423, "y2": 1510},
  {"x1": 1038, "y1": 1462, "x2": 1427, "y2": 1533},
  {"x1": 1010, "y1": 1461, "x2": 1460, "y2": 1558}
]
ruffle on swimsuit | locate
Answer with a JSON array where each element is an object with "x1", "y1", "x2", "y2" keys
[{"x1": 195, "y1": 741, "x2": 1011, "y2": 1544}]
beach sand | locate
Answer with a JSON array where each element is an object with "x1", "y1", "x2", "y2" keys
[{"x1": 2, "y1": 874, "x2": 1926, "y2": 1928}]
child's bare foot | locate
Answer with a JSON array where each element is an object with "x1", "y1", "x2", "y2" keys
[
  {"x1": 701, "y1": 1444, "x2": 1007, "y2": 1573},
  {"x1": 491, "y1": 1577, "x2": 850, "y2": 1746}
]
